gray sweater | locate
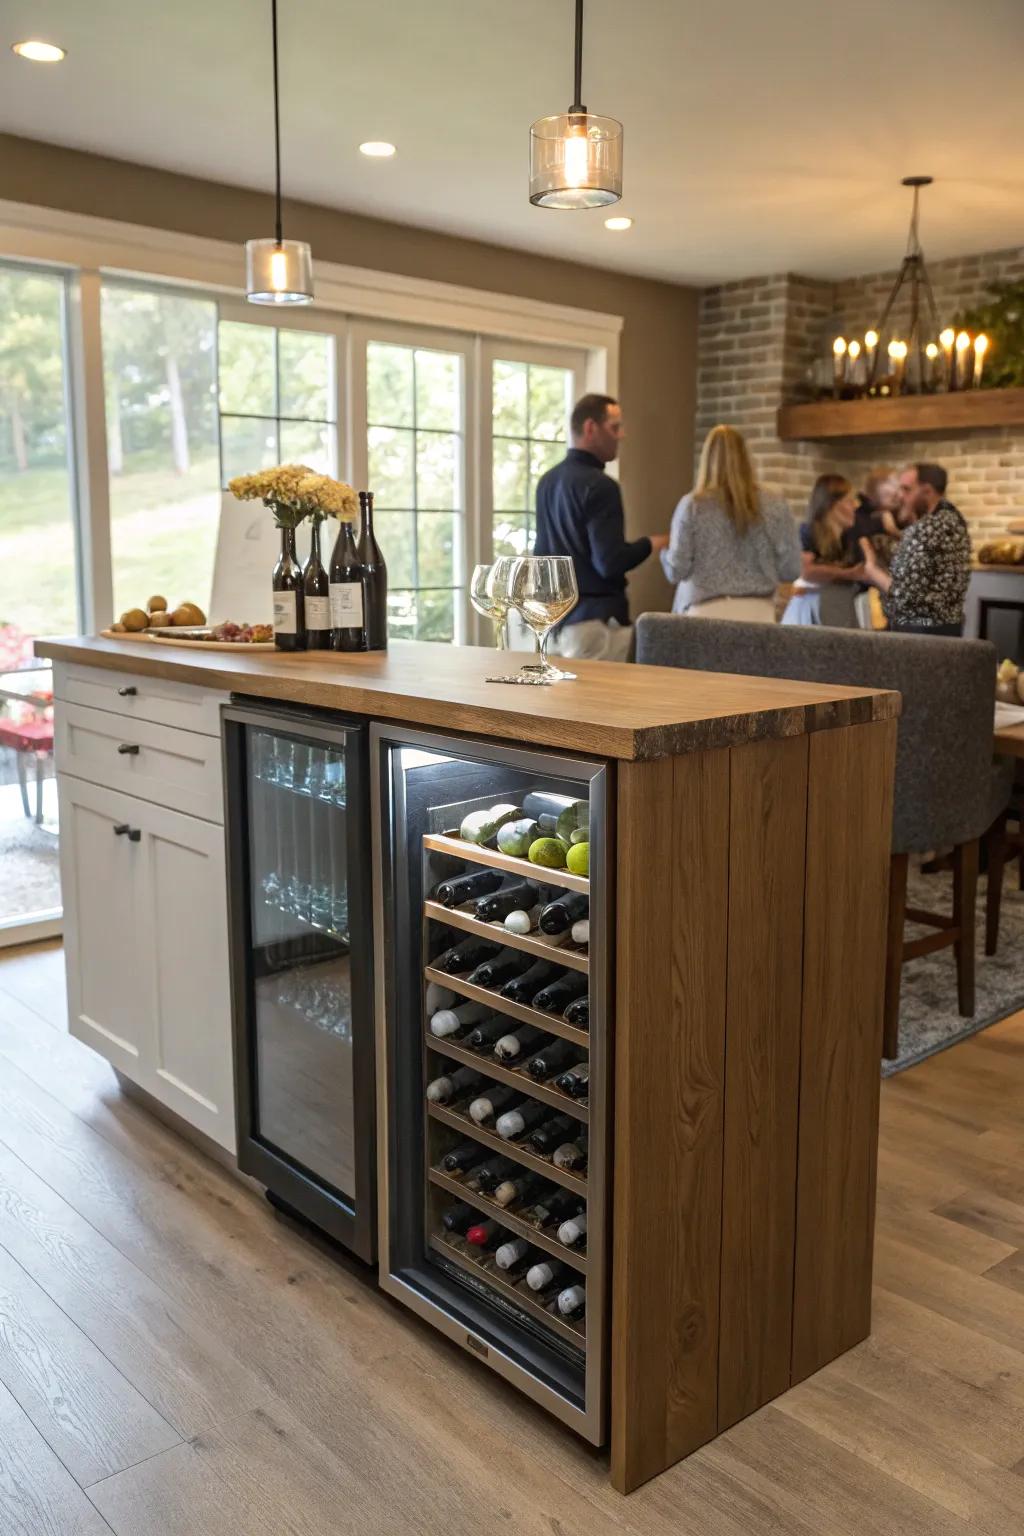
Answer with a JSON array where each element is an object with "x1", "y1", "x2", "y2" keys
[{"x1": 661, "y1": 490, "x2": 801, "y2": 612}]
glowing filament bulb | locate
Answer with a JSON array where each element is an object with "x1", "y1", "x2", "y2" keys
[
  {"x1": 269, "y1": 248, "x2": 289, "y2": 292},
  {"x1": 939, "y1": 328, "x2": 955, "y2": 349},
  {"x1": 848, "y1": 339, "x2": 861, "y2": 360},
  {"x1": 925, "y1": 342, "x2": 939, "y2": 359},
  {"x1": 833, "y1": 336, "x2": 847, "y2": 356},
  {"x1": 865, "y1": 329, "x2": 879, "y2": 349},
  {"x1": 955, "y1": 330, "x2": 971, "y2": 355},
  {"x1": 563, "y1": 128, "x2": 590, "y2": 188},
  {"x1": 974, "y1": 333, "x2": 989, "y2": 356}
]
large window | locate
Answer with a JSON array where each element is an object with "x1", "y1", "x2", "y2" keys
[
  {"x1": 491, "y1": 359, "x2": 574, "y2": 558},
  {"x1": 218, "y1": 319, "x2": 337, "y2": 483},
  {"x1": 365, "y1": 340, "x2": 465, "y2": 643}
]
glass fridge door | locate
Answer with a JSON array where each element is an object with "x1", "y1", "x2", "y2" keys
[{"x1": 224, "y1": 705, "x2": 374, "y2": 1260}]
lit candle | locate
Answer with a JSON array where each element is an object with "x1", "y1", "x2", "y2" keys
[
  {"x1": 832, "y1": 336, "x2": 847, "y2": 394},
  {"x1": 925, "y1": 341, "x2": 939, "y2": 391},
  {"x1": 865, "y1": 328, "x2": 879, "y2": 380},
  {"x1": 847, "y1": 338, "x2": 862, "y2": 388},
  {"x1": 955, "y1": 330, "x2": 971, "y2": 390},
  {"x1": 973, "y1": 333, "x2": 989, "y2": 389},
  {"x1": 939, "y1": 326, "x2": 955, "y2": 390},
  {"x1": 888, "y1": 339, "x2": 908, "y2": 393}
]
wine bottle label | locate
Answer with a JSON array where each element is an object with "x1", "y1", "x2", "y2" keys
[
  {"x1": 273, "y1": 591, "x2": 297, "y2": 635},
  {"x1": 305, "y1": 595, "x2": 330, "y2": 630},
  {"x1": 330, "y1": 582, "x2": 364, "y2": 628}
]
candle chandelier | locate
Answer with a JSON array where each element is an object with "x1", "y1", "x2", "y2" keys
[
  {"x1": 246, "y1": 0, "x2": 313, "y2": 305},
  {"x1": 868, "y1": 175, "x2": 939, "y2": 389},
  {"x1": 529, "y1": 0, "x2": 623, "y2": 209}
]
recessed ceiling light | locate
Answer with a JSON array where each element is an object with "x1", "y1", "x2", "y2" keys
[
  {"x1": 604, "y1": 216, "x2": 633, "y2": 231},
  {"x1": 359, "y1": 141, "x2": 396, "y2": 159},
  {"x1": 12, "y1": 39, "x2": 66, "y2": 62}
]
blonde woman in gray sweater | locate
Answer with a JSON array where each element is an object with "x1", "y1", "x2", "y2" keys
[{"x1": 661, "y1": 425, "x2": 801, "y2": 620}]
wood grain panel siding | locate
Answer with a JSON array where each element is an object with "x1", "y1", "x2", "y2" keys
[
  {"x1": 610, "y1": 752, "x2": 729, "y2": 1493},
  {"x1": 718, "y1": 735, "x2": 808, "y2": 1432},
  {"x1": 791, "y1": 719, "x2": 895, "y2": 1384}
]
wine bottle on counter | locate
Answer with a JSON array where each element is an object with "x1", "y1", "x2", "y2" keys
[
  {"x1": 500, "y1": 959, "x2": 560, "y2": 1004},
  {"x1": 468, "y1": 1155, "x2": 516, "y2": 1194},
  {"x1": 538, "y1": 891, "x2": 589, "y2": 936},
  {"x1": 357, "y1": 490, "x2": 388, "y2": 651},
  {"x1": 492, "y1": 1170, "x2": 544, "y2": 1208},
  {"x1": 433, "y1": 868, "x2": 503, "y2": 908},
  {"x1": 494, "y1": 1237, "x2": 531, "y2": 1271},
  {"x1": 432, "y1": 937, "x2": 500, "y2": 975},
  {"x1": 533, "y1": 972, "x2": 588, "y2": 1014},
  {"x1": 494, "y1": 1024, "x2": 545, "y2": 1063},
  {"x1": 526, "y1": 1258, "x2": 569, "y2": 1293},
  {"x1": 474, "y1": 881, "x2": 540, "y2": 922},
  {"x1": 524, "y1": 1038, "x2": 579, "y2": 1080},
  {"x1": 527, "y1": 1187, "x2": 584, "y2": 1226},
  {"x1": 465, "y1": 1218, "x2": 503, "y2": 1249},
  {"x1": 440, "y1": 1202, "x2": 476, "y2": 1235},
  {"x1": 528, "y1": 1113, "x2": 575, "y2": 1155},
  {"x1": 557, "y1": 1211, "x2": 587, "y2": 1247},
  {"x1": 328, "y1": 515, "x2": 365, "y2": 652},
  {"x1": 425, "y1": 1065, "x2": 483, "y2": 1104},
  {"x1": 466, "y1": 950, "x2": 534, "y2": 990},
  {"x1": 272, "y1": 526, "x2": 306, "y2": 652},
  {"x1": 495, "y1": 1099, "x2": 548, "y2": 1140},
  {"x1": 429, "y1": 1000, "x2": 490, "y2": 1038},
  {"x1": 302, "y1": 518, "x2": 332, "y2": 650},
  {"x1": 468, "y1": 1083, "x2": 518, "y2": 1125},
  {"x1": 553, "y1": 1134, "x2": 588, "y2": 1172},
  {"x1": 563, "y1": 995, "x2": 589, "y2": 1029},
  {"x1": 441, "y1": 1141, "x2": 488, "y2": 1174},
  {"x1": 556, "y1": 1063, "x2": 590, "y2": 1099},
  {"x1": 464, "y1": 1016, "x2": 510, "y2": 1052},
  {"x1": 557, "y1": 1284, "x2": 586, "y2": 1319}
]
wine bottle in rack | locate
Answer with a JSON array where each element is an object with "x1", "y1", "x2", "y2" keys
[
  {"x1": 555, "y1": 1063, "x2": 590, "y2": 1099},
  {"x1": 533, "y1": 972, "x2": 588, "y2": 1014},
  {"x1": 526, "y1": 1258, "x2": 569, "y2": 1293},
  {"x1": 499, "y1": 959, "x2": 560, "y2": 1004},
  {"x1": 468, "y1": 1083, "x2": 518, "y2": 1125},
  {"x1": 504, "y1": 905, "x2": 543, "y2": 936},
  {"x1": 494, "y1": 1023, "x2": 545, "y2": 1063},
  {"x1": 492, "y1": 1170, "x2": 544, "y2": 1208},
  {"x1": 571, "y1": 919, "x2": 590, "y2": 947},
  {"x1": 538, "y1": 891, "x2": 589, "y2": 936},
  {"x1": 433, "y1": 937, "x2": 500, "y2": 975},
  {"x1": 524, "y1": 1038, "x2": 579, "y2": 1079},
  {"x1": 528, "y1": 1113, "x2": 576, "y2": 1154},
  {"x1": 425, "y1": 979, "x2": 457, "y2": 1014},
  {"x1": 464, "y1": 1016, "x2": 510, "y2": 1052},
  {"x1": 440, "y1": 1202, "x2": 476, "y2": 1234},
  {"x1": 557, "y1": 1211, "x2": 587, "y2": 1247},
  {"x1": 522, "y1": 791, "x2": 577, "y2": 825},
  {"x1": 441, "y1": 1141, "x2": 488, "y2": 1174},
  {"x1": 495, "y1": 1099, "x2": 548, "y2": 1140},
  {"x1": 494, "y1": 1237, "x2": 531, "y2": 1271},
  {"x1": 465, "y1": 1219, "x2": 503, "y2": 1250},
  {"x1": 474, "y1": 881, "x2": 540, "y2": 922},
  {"x1": 552, "y1": 1133, "x2": 588, "y2": 1172},
  {"x1": 527, "y1": 1187, "x2": 584, "y2": 1226},
  {"x1": 557, "y1": 1284, "x2": 586, "y2": 1319},
  {"x1": 430, "y1": 1000, "x2": 490, "y2": 1038},
  {"x1": 563, "y1": 995, "x2": 589, "y2": 1029},
  {"x1": 433, "y1": 868, "x2": 504, "y2": 908},
  {"x1": 426, "y1": 1065, "x2": 483, "y2": 1104},
  {"x1": 466, "y1": 950, "x2": 534, "y2": 989},
  {"x1": 468, "y1": 1156, "x2": 516, "y2": 1194}
]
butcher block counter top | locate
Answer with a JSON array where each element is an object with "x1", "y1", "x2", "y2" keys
[{"x1": 35, "y1": 634, "x2": 899, "y2": 762}]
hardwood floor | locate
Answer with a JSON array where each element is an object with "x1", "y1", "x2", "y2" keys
[{"x1": 1, "y1": 938, "x2": 1024, "y2": 1533}]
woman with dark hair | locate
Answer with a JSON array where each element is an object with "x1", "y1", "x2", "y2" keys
[{"x1": 781, "y1": 474, "x2": 864, "y2": 627}]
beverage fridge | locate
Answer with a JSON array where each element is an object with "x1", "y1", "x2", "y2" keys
[
  {"x1": 372, "y1": 723, "x2": 610, "y2": 1443},
  {"x1": 223, "y1": 701, "x2": 376, "y2": 1261}
]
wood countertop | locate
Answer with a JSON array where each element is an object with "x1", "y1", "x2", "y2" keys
[{"x1": 36, "y1": 635, "x2": 900, "y2": 762}]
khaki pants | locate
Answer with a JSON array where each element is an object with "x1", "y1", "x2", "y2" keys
[
  {"x1": 550, "y1": 618, "x2": 634, "y2": 662},
  {"x1": 684, "y1": 596, "x2": 777, "y2": 623}
]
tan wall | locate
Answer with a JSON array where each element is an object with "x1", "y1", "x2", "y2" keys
[{"x1": 0, "y1": 133, "x2": 698, "y2": 619}]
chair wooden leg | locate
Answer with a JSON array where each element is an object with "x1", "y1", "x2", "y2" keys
[
  {"x1": 883, "y1": 852, "x2": 909, "y2": 1060},
  {"x1": 953, "y1": 839, "x2": 979, "y2": 1018},
  {"x1": 985, "y1": 814, "x2": 1007, "y2": 957}
]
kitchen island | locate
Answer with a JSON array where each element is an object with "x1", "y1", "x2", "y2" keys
[{"x1": 37, "y1": 634, "x2": 898, "y2": 1493}]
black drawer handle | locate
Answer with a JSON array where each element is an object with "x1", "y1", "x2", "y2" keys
[
  {"x1": 117, "y1": 686, "x2": 137, "y2": 697},
  {"x1": 117, "y1": 742, "x2": 140, "y2": 755},
  {"x1": 113, "y1": 823, "x2": 141, "y2": 842}
]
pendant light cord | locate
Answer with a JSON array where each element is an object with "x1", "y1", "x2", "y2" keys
[
  {"x1": 571, "y1": 0, "x2": 585, "y2": 112},
  {"x1": 271, "y1": 0, "x2": 283, "y2": 245}
]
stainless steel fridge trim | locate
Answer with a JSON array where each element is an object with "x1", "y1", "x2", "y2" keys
[
  {"x1": 223, "y1": 701, "x2": 359, "y2": 751},
  {"x1": 369, "y1": 720, "x2": 610, "y2": 1446}
]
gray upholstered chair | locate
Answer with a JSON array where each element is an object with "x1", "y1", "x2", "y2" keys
[{"x1": 635, "y1": 615, "x2": 1013, "y2": 1059}]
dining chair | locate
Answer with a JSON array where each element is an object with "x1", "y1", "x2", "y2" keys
[{"x1": 635, "y1": 615, "x2": 1013, "y2": 1060}]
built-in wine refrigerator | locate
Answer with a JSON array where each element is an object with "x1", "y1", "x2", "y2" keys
[{"x1": 372, "y1": 724, "x2": 610, "y2": 1442}]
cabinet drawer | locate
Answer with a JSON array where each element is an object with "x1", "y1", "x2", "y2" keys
[
  {"x1": 54, "y1": 661, "x2": 223, "y2": 737},
  {"x1": 56, "y1": 702, "x2": 223, "y2": 823}
]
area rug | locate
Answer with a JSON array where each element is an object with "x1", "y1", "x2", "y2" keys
[{"x1": 885, "y1": 863, "x2": 1024, "y2": 1075}]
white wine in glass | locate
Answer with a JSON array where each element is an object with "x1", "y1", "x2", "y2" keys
[
  {"x1": 469, "y1": 564, "x2": 504, "y2": 648},
  {"x1": 508, "y1": 556, "x2": 579, "y2": 681}
]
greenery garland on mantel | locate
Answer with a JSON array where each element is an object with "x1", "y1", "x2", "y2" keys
[{"x1": 955, "y1": 280, "x2": 1024, "y2": 389}]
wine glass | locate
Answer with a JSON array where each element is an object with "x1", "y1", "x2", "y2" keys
[
  {"x1": 507, "y1": 556, "x2": 579, "y2": 682},
  {"x1": 469, "y1": 564, "x2": 506, "y2": 649}
]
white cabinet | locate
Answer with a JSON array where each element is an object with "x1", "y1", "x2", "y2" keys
[{"x1": 58, "y1": 774, "x2": 236, "y2": 1153}]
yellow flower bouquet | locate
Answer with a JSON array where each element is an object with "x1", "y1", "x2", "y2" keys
[{"x1": 229, "y1": 464, "x2": 358, "y2": 529}]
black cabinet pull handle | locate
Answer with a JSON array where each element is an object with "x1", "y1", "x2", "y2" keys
[
  {"x1": 117, "y1": 743, "x2": 140, "y2": 755},
  {"x1": 113, "y1": 823, "x2": 141, "y2": 842},
  {"x1": 117, "y1": 686, "x2": 137, "y2": 697}
]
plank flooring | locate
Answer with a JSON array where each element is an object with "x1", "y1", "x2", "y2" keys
[{"x1": 1, "y1": 937, "x2": 1024, "y2": 1532}]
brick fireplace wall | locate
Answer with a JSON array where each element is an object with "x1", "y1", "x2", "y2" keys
[{"x1": 696, "y1": 245, "x2": 1024, "y2": 542}]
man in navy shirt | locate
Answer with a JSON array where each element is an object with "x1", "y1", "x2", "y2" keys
[{"x1": 533, "y1": 394, "x2": 667, "y2": 661}]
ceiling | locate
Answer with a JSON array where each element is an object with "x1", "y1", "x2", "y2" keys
[{"x1": 2, "y1": 0, "x2": 1023, "y2": 287}]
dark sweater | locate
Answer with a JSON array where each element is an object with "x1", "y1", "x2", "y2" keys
[{"x1": 533, "y1": 449, "x2": 651, "y2": 626}]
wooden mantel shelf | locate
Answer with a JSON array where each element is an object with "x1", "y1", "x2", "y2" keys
[{"x1": 778, "y1": 387, "x2": 1024, "y2": 442}]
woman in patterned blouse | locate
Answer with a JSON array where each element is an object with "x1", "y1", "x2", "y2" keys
[{"x1": 859, "y1": 463, "x2": 971, "y2": 635}]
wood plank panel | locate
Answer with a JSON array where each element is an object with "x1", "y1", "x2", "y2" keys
[
  {"x1": 611, "y1": 751, "x2": 729, "y2": 1493},
  {"x1": 717, "y1": 734, "x2": 808, "y2": 1431},
  {"x1": 791, "y1": 719, "x2": 895, "y2": 1384},
  {"x1": 777, "y1": 386, "x2": 1024, "y2": 441},
  {"x1": 0, "y1": 1379, "x2": 112, "y2": 1536}
]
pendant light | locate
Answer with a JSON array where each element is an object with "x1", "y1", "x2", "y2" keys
[
  {"x1": 529, "y1": 0, "x2": 622, "y2": 209},
  {"x1": 246, "y1": 0, "x2": 313, "y2": 304}
]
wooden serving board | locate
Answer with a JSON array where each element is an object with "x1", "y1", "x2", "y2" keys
[{"x1": 99, "y1": 629, "x2": 276, "y2": 652}]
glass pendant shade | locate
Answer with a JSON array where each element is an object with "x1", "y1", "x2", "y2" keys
[
  {"x1": 529, "y1": 112, "x2": 622, "y2": 209},
  {"x1": 245, "y1": 238, "x2": 313, "y2": 305}
]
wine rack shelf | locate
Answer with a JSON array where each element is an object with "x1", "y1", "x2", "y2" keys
[
  {"x1": 429, "y1": 1231, "x2": 585, "y2": 1350},
  {"x1": 426, "y1": 1033, "x2": 589, "y2": 1123},
  {"x1": 423, "y1": 966, "x2": 589, "y2": 1050},
  {"x1": 428, "y1": 1166, "x2": 589, "y2": 1276},
  {"x1": 424, "y1": 833, "x2": 589, "y2": 895},
  {"x1": 427, "y1": 1101, "x2": 588, "y2": 1195},
  {"x1": 423, "y1": 899, "x2": 589, "y2": 974}
]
